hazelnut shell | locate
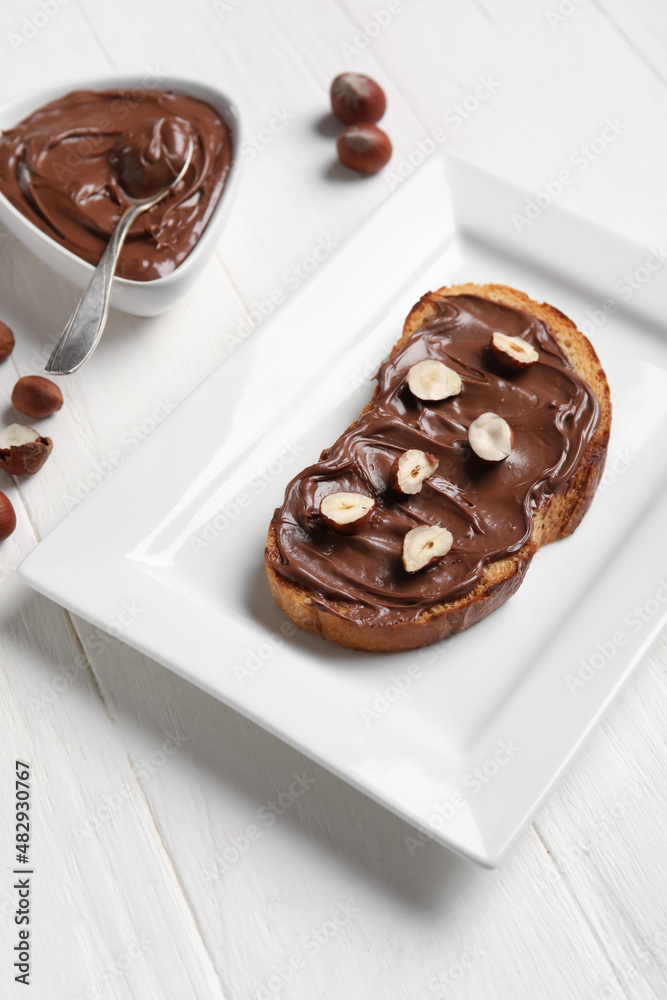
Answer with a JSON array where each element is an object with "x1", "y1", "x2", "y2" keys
[{"x1": 0, "y1": 435, "x2": 53, "y2": 476}]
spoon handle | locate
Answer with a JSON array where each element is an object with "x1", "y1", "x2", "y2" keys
[{"x1": 45, "y1": 203, "x2": 143, "y2": 375}]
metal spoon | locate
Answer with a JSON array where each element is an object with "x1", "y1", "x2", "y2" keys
[{"x1": 45, "y1": 140, "x2": 194, "y2": 375}]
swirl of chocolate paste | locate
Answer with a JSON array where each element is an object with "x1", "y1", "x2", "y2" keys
[
  {"x1": 109, "y1": 114, "x2": 197, "y2": 200},
  {"x1": 0, "y1": 89, "x2": 232, "y2": 281},
  {"x1": 267, "y1": 295, "x2": 600, "y2": 626}
]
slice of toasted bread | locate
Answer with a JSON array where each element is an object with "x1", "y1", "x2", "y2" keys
[{"x1": 265, "y1": 282, "x2": 611, "y2": 653}]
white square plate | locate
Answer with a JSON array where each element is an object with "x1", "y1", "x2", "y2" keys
[{"x1": 19, "y1": 154, "x2": 667, "y2": 866}]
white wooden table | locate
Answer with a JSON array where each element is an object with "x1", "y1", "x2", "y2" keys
[{"x1": 2, "y1": 1, "x2": 666, "y2": 997}]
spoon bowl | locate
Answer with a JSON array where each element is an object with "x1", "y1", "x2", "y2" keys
[{"x1": 45, "y1": 140, "x2": 194, "y2": 375}]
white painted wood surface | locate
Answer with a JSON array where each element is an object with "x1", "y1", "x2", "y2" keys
[{"x1": 1, "y1": 1, "x2": 666, "y2": 997}]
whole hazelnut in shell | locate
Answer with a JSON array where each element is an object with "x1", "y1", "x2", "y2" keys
[
  {"x1": 330, "y1": 73, "x2": 387, "y2": 125},
  {"x1": 12, "y1": 376, "x2": 63, "y2": 420}
]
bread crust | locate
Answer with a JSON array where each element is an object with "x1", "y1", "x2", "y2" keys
[{"x1": 265, "y1": 282, "x2": 611, "y2": 652}]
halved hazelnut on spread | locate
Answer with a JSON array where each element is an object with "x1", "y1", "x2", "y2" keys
[
  {"x1": 468, "y1": 412, "x2": 513, "y2": 462},
  {"x1": 407, "y1": 359, "x2": 461, "y2": 401},
  {"x1": 0, "y1": 423, "x2": 53, "y2": 476},
  {"x1": 320, "y1": 491, "x2": 375, "y2": 533},
  {"x1": 390, "y1": 449, "x2": 438, "y2": 495},
  {"x1": 490, "y1": 331, "x2": 538, "y2": 370},
  {"x1": 402, "y1": 524, "x2": 453, "y2": 573}
]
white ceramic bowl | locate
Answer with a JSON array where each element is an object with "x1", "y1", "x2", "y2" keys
[{"x1": 0, "y1": 75, "x2": 241, "y2": 316}]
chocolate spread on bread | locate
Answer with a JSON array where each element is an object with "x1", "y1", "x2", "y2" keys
[
  {"x1": 0, "y1": 89, "x2": 232, "y2": 280},
  {"x1": 267, "y1": 294, "x2": 600, "y2": 626}
]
